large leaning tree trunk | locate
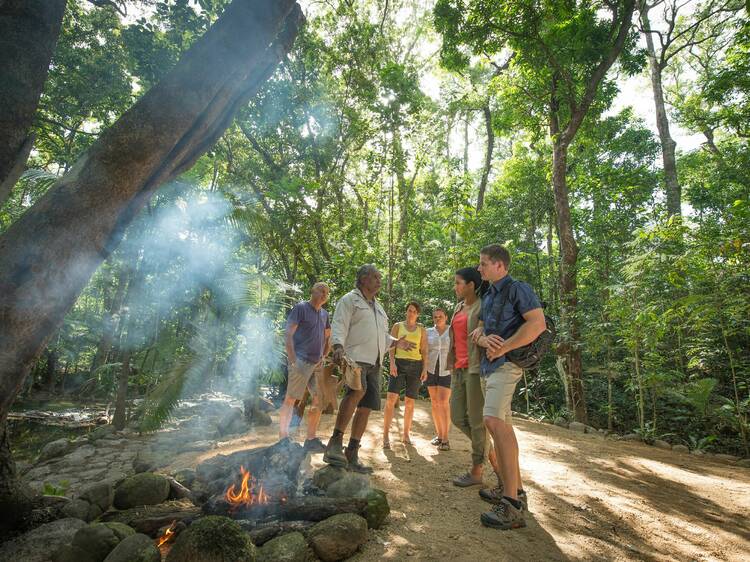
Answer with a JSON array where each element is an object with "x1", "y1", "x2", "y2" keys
[
  {"x1": 0, "y1": 0, "x2": 66, "y2": 207},
  {"x1": 0, "y1": 0, "x2": 303, "y2": 527}
]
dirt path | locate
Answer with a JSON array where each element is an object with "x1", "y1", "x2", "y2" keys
[{"x1": 168, "y1": 401, "x2": 750, "y2": 562}]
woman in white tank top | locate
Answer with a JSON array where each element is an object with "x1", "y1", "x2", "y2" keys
[{"x1": 425, "y1": 308, "x2": 452, "y2": 450}]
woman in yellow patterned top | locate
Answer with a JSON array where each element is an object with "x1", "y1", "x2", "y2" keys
[{"x1": 383, "y1": 301, "x2": 428, "y2": 448}]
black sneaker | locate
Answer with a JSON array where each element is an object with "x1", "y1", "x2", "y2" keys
[
  {"x1": 304, "y1": 437, "x2": 326, "y2": 454},
  {"x1": 345, "y1": 445, "x2": 373, "y2": 474},
  {"x1": 480, "y1": 498, "x2": 526, "y2": 530},
  {"x1": 479, "y1": 486, "x2": 528, "y2": 510}
]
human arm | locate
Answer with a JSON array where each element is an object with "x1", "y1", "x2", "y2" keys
[
  {"x1": 419, "y1": 326, "x2": 428, "y2": 381},
  {"x1": 486, "y1": 308, "x2": 546, "y2": 360},
  {"x1": 322, "y1": 327, "x2": 331, "y2": 359},
  {"x1": 389, "y1": 324, "x2": 399, "y2": 376},
  {"x1": 330, "y1": 297, "x2": 353, "y2": 365},
  {"x1": 285, "y1": 323, "x2": 298, "y2": 367}
]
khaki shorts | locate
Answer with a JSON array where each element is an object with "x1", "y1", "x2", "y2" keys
[
  {"x1": 286, "y1": 359, "x2": 323, "y2": 401},
  {"x1": 482, "y1": 362, "x2": 523, "y2": 422}
]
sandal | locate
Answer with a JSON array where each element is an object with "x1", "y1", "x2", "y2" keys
[
  {"x1": 402, "y1": 436, "x2": 412, "y2": 445},
  {"x1": 382, "y1": 439, "x2": 390, "y2": 450},
  {"x1": 438, "y1": 440, "x2": 450, "y2": 451}
]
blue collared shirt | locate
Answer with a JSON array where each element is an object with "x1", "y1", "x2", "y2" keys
[{"x1": 479, "y1": 275, "x2": 542, "y2": 375}]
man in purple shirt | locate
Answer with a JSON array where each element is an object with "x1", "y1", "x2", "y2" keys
[{"x1": 279, "y1": 282, "x2": 331, "y2": 452}]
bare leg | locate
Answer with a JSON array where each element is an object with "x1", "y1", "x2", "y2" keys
[
  {"x1": 334, "y1": 389, "x2": 365, "y2": 434},
  {"x1": 382, "y1": 392, "x2": 399, "y2": 442},
  {"x1": 305, "y1": 394, "x2": 322, "y2": 440},
  {"x1": 351, "y1": 407, "x2": 371, "y2": 440},
  {"x1": 427, "y1": 386, "x2": 439, "y2": 438},
  {"x1": 437, "y1": 387, "x2": 452, "y2": 442},
  {"x1": 485, "y1": 416, "x2": 519, "y2": 500},
  {"x1": 403, "y1": 397, "x2": 415, "y2": 440},
  {"x1": 278, "y1": 395, "x2": 297, "y2": 439}
]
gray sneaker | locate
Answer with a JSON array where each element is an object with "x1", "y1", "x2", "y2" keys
[
  {"x1": 479, "y1": 486, "x2": 528, "y2": 510},
  {"x1": 481, "y1": 497, "x2": 526, "y2": 530},
  {"x1": 304, "y1": 437, "x2": 326, "y2": 454},
  {"x1": 452, "y1": 472, "x2": 483, "y2": 487}
]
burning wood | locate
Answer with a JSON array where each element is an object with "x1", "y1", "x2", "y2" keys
[
  {"x1": 156, "y1": 520, "x2": 177, "y2": 548},
  {"x1": 225, "y1": 465, "x2": 270, "y2": 512}
]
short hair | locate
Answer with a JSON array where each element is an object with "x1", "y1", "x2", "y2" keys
[
  {"x1": 406, "y1": 301, "x2": 421, "y2": 313},
  {"x1": 480, "y1": 244, "x2": 511, "y2": 269},
  {"x1": 355, "y1": 264, "x2": 380, "y2": 288},
  {"x1": 432, "y1": 308, "x2": 447, "y2": 316},
  {"x1": 311, "y1": 282, "x2": 329, "y2": 294}
]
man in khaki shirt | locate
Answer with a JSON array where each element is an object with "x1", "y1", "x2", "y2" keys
[{"x1": 324, "y1": 264, "x2": 414, "y2": 473}]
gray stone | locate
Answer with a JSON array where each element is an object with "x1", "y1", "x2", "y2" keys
[
  {"x1": 88, "y1": 425, "x2": 117, "y2": 442},
  {"x1": 584, "y1": 425, "x2": 597, "y2": 434},
  {"x1": 249, "y1": 410, "x2": 272, "y2": 426},
  {"x1": 327, "y1": 473, "x2": 370, "y2": 498},
  {"x1": 654, "y1": 440, "x2": 672, "y2": 450},
  {"x1": 25, "y1": 465, "x2": 52, "y2": 480},
  {"x1": 568, "y1": 421, "x2": 586, "y2": 433},
  {"x1": 39, "y1": 438, "x2": 73, "y2": 462},
  {"x1": 672, "y1": 444, "x2": 689, "y2": 453},
  {"x1": 312, "y1": 465, "x2": 348, "y2": 491},
  {"x1": 180, "y1": 440, "x2": 215, "y2": 453},
  {"x1": 166, "y1": 515, "x2": 256, "y2": 562},
  {"x1": 216, "y1": 407, "x2": 244, "y2": 436},
  {"x1": 621, "y1": 433, "x2": 642, "y2": 441},
  {"x1": 358, "y1": 487, "x2": 390, "y2": 529},
  {"x1": 173, "y1": 468, "x2": 196, "y2": 488},
  {"x1": 102, "y1": 522, "x2": 136, "y2": 542},
  {"x1": 62, "y1": 498, "x2": 95, "y2": 521},
  {"x1": 691, "y1": 449, "x2": 705, "y2": 456},
  {"x1": 554, "y1": 419, "x2": 568, "y2": 429},
  {"x1": 0, "y1": 518, "x2": 87, "y2": 562},
  {"x1": 737, "y1": 458, "x2": 750, "y2": 468},
  {"x1": 132, "y1": 451, "x2": 158, "y2": 473},
  {"x1": 52, "y1": 544, "x2": 96, "y2": 562},
  {"x1": 257, "y1": 532, "x2": 307, "y2": 562},
  {"x1": 103, "y1": 533, "x2": 160, "y2": 562},
  {"x1": 308, "y1": 513, "x2": 368, "y2": 562},
  {"x1": 114, "y1": 473, "x2": 170, "y2": 509},
  {"x1": 72, "y1": 523, "x2": 123, "y2": 561},
  {"x1": 64, "y1": 445, "x2": 97, "y2": 464}
]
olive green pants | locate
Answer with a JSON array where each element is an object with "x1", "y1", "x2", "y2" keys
[{"x1": 450, "y1": 368, "x2": 490, "y2": 467}]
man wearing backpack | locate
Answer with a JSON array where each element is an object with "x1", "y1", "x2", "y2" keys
[{"x1": 473, "y1": 244, "x2": 546, "y2": 530}]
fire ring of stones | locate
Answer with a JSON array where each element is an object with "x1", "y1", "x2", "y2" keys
[{"x1": 34, "y1": 438, "x2": 388, "y2": 562}]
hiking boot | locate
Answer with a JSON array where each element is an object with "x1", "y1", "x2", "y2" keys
[
  {"x1": 345, "y1": 445, "x2": 373, "y2": 474},
  {"x1": 452, "y1": 472, "x2": 483, "y2": 487},
  {"x1": 479, "y1": 486, "x2": 528, "y2": 510},
  {"x1": 480, "y1": 498, "x2": 526, "y2": 530},
  {"x1": 323, "y1": 434, "x2": 348, "y2": 468},
  {"x1": 303, "y1": 437, "x2": 326, "y2": 454}
]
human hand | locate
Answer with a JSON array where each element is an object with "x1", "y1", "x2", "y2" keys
[
  {"x1": 332, "y1": 345, "x2": 345, "y2": 366},
  {"x1": 470, "y1": 327, "x2": 484, "y2": 343},
  {"x1": 395, "y1": 335, "x2": 416, "y2": 351},
  {"x1": 420, "y1": 371, "x2": 428, "y2": 383},
  {"x1": 390, "y1": 363, "x2": 398, "y2": 377}
]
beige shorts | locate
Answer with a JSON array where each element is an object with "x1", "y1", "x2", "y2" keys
[
  {"x1": 482, "y1": 362, "x2": 523, "y2": 422},
  {"x1": 286, "y1": 359, "x2": 323, "y2": 401}
]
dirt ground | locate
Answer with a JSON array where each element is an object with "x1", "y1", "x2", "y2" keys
[{"x1": 167, "y1": 401, "x2": 750, "y2": 562}]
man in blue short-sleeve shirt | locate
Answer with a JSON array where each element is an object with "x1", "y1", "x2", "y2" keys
[
  {"x1": 279, "y1": 282, "x2": 331, "y2": 453},
  {"x1": 473, "y1": 244, "x2": 546, "y2": 532}
]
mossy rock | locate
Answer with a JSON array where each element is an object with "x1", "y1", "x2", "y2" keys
[
  {"x1": 357, "y1": 488, "x2": 389, "y2": 529},
  {"x1": 257, "y1": 532, "x2": 307, "y2": 562},
  {"x1": 103, "y1": 533, "x2": 160, "y2": 562},
  {"x1": 101, "y1": 522, "x2": 136, "y2": 542},
  {"x1": 114, "y1": 473, "x2": 170, "y2": 509},
  {"x1": 166, "y1": 516, "x2": 256, "y2": 562},
  {"x1": 311, "y1": 465, "x2": 347, "y2": 491},
  {"x1": 308, "y1": 513, "x2": 367, "y2": 562},
  {"x1": 71, "y1": 523, "x2": 122, "y2": 562}
]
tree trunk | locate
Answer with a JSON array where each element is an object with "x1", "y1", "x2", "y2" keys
[
  {"x1": 0, "y1": 419, "x2": 36, "y2": 533},
  {"x1": 551, "y1": 138, "x2": 587, "y2": 423},
  {"x1": 91, "y1": 265, "x2": 129, "y2": 372},
  {"x1": 0, "y1": 0, "x2": 66, "y2": 206},
  {"x1": 476, "y1": 103, "x2": 494, "y2": 212},
  {"x1": 112, "y1": 351, "x2": 131, "y2": 430},
  {"x1": 640, "y1": 6, "x2": 681, "y2": 217},
  {"x1": 0, "y1": 0, "x2": 303, "y2": 429}
]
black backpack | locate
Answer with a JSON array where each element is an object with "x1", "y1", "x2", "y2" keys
[{"x1": 499, "y1": 281, "x2": 556, "y2": 370}]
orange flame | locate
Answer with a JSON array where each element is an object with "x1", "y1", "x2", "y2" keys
[
  {"x1": 156, "y1": 520, "x2": 177, "y2": 548},
  {"x1": 224, "y1": 465, "x2": 270, "y2": 510}
]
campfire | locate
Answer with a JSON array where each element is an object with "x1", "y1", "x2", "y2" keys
[
  {"x1": 156, "y1": 520, "x2": 177, "y2": 548},
  {"x1": 225, "y1": 465, "x2": 270, "y2": 511}
]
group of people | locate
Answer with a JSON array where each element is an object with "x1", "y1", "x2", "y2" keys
[{"x1": 278, "y1": 244, "x2": 546, "y2": 531}]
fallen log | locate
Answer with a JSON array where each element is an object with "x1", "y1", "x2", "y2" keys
[
  {"x1": 238, "y1": 520, "x2": 316, "y2": 546},
  {"x1": 99, "y1": 500, "x2": 201, "y2": 537},
  {"x1": 202, "y1": 495, "x2": 367, "y2": 523}
]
